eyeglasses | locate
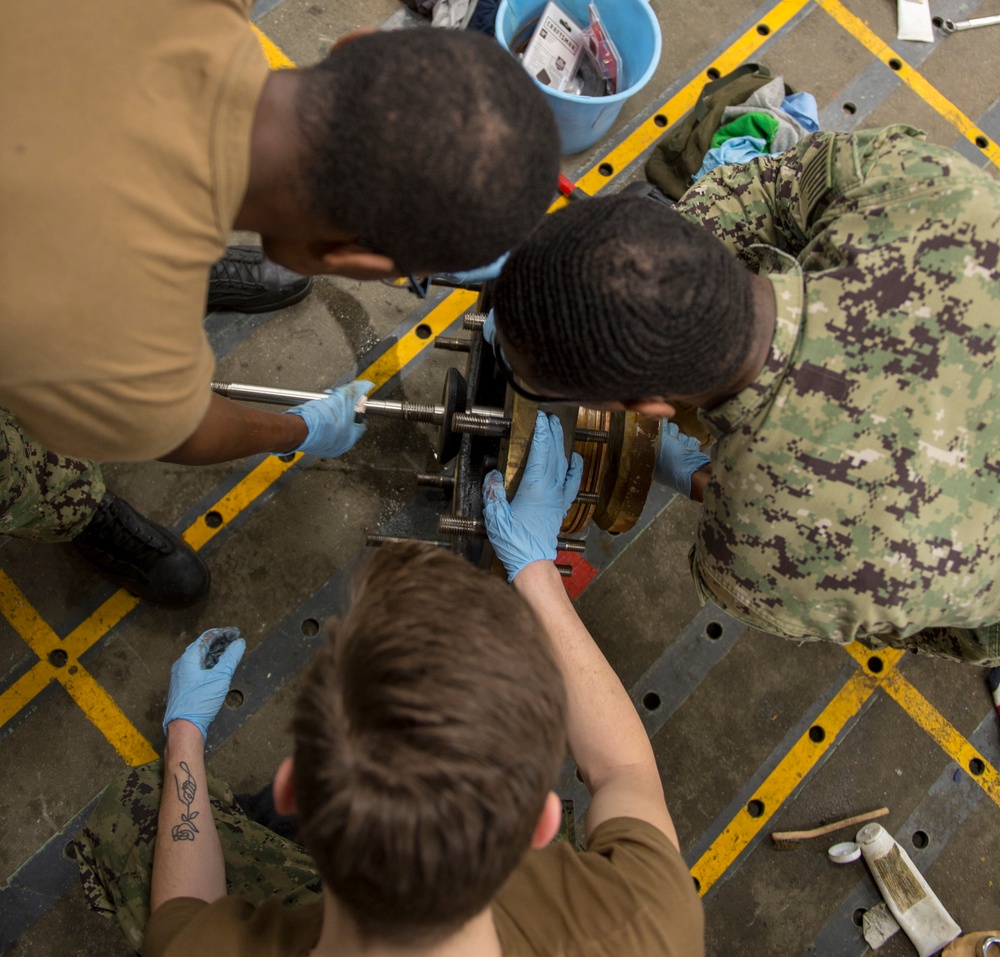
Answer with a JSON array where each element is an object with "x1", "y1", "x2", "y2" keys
[{"x1": 493, "y1": 339, "x2": 583, "y2": 407}]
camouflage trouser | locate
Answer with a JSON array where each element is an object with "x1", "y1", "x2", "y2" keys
[
  {"x1": 72, "y1": 762, "x2": 323, "y2": 952},
  {"x1": 0, "y1": 407, "x2": 105, "y2": 542},
  {"x1": 859, "y1": 623, "x2": 1000, "y2": 668}
]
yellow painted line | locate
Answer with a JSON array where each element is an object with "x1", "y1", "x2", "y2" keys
[
  {"x1": 58, "y1": 667, "x2": 157, "y2": 766},
  {"x1": 251, "y1": 23, "x2": 295, "y2": 69},
  {"x1": 0, "y1": 568, "x2": 63, "y2": 658},
  {"x1": 0, "y1": 570, "x2": 156, "y2": 762},
  {"x1": 574, "y1": 0, "x2": 814, "y2": 198},
  {"x1": 816, "y1": 0, "x2": 1000, "y2": 168},
  {"x1": 0, "y1": 288, "x2": 481, "y2": 739},
  {"x1": 63, "y1": 590, "x2": 141, "y2": 659},
  {"x1": 0, "y1": 663, "x2": 53, "y2": 728},
  {"x1": 842, "y1": 641, "x2": 907, "y2": 672},
  {"x1": 882, "y1": 670, "x2": 1000, "y2": 807},
  {"x1": 691, "y1": 663, "x2": 887, "y2": 894}
]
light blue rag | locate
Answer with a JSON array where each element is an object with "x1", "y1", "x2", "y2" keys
[{"x1": 694, "y1": 82, "x2": 821, "y2": 180}]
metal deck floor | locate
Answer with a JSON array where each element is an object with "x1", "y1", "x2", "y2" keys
[{"x1": 2, "y1": 0, "x2": 998, "y2": 954}]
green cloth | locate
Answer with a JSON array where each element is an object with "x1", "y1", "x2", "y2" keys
[
  {"x1": 644, "y1": 64, "x2": 778, "y2": 199},
  {"x1": 709, "y1": 112, "x2": 779, "y2": 151}
]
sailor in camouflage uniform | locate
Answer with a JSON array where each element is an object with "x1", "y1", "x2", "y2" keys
[
  {"x1": 492, "y1": 125, "x2": 999, "y2": 665},
  {"x1": 0, "y1": 407, "x2": 210, "y2": 606}
]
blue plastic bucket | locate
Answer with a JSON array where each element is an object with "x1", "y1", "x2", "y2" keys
[{"x1": 496, "y1": 0, "x2": 662, "y2": 154}]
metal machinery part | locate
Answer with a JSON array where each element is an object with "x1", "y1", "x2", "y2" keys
[{"x1": 211, "y1": 289, "x2": 661, "y2": 572}]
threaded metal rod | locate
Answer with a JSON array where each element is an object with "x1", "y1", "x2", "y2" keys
[
  {"x1": 366, "y1": 534, "x2": 451, "y2": 549},
  {"x1": 437, "y1": 516, "x2": 585, "y2": 552},
  {"x1": 359, "y1": 397, "x2": 505, "y2": 422},
  {"x1": 416, "y1": 473, "x2": 456, "y2": 490},
  {"x1": 574, "y1": 428, "x2": 609, "y2": 443},
  {"x1": 363, "y1": 399, "x2": 443, "y2": 424},
  {"x1": 450, "y1": 413, "x2": 509, "y2": 437},
  {"x1": 433, "y1": 337, "x2": 472, "y2": 352},
  {"x1": 463, "y1": 312, "x2": 488, "y2": 331}
]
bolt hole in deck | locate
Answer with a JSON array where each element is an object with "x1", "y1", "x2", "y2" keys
[
  {"x1": 301, "y1": 617, "x2": 320, "y2": 637},
  {"x1": 204, "y1": 510, "x2": 223, "y2": 528},
  {"x1": 842, "y1": 101, "x2": 857, "y2": 115},
  {"x1": 911, "y1": 829, "x2": 929, "y2": 849},
  {"x1": 808, "y1": 725, "x2": 826, "y2": 743},
  {"x1": 225, "y1": 689, "x2": 244, "y2": 709},
  {"x1": 756, "y1": 23, "x2": 770, "y2": 35},
  {"x1": 746, "y1": 799, "x2": 765, "y2": 818},
  {"x1": 704, "y1": 620, "x2": 723, "y2": 640},
  {"x1": 642, "y1": 691, "x2": 662, "y2": 711}
]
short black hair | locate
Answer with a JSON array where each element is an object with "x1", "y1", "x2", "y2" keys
[
  {"x1": 295, "y1": 30, "x2": 560, "y2": 274},
  {"x1": 493, "y1": 195, "x2": 757, "y2": 399}
]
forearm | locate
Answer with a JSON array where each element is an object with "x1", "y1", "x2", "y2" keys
[
  {"x1": 150, "y1": 720, "x2": 226, "y2": 912},
  {"x1": 159, "y1": 393, "x2": 307, "y2": 465},
  {"x1": 515, "y1": 563, "x2": 649, "y2": 772}
]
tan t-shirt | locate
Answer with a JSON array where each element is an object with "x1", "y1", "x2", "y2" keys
[
  {"x1": 0, "y1": 0, "x2": 269, "y2": 461},
  {"x1": 143, "y1": 818, "x2": 705, "y2": 957}
]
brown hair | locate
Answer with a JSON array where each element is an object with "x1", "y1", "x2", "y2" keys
[{"x1": 291, "y1": 543, "x2": 567, "y2": 945}]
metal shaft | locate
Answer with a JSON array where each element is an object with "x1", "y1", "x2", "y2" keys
[
  {"x1": 361, "y1": 397, "x2": 506, "y2": 423},
  {"x1": 212, "y1": 381, "x2": 328, "y2": 406},
  {"x1": 943, "y1": 14, "x2": 1000, "y2": 30},
  {"x1": 215, "y1": 381, "x2": 608, "y2": 442}
]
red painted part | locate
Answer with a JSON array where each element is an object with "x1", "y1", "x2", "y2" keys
[{"x1": 558, "y1": 551, "x2": 599, "y2": 599}]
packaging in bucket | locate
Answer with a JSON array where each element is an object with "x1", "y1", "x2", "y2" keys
[{"x1": 496, "y1": 0, "x2": 661, "y2": 153}]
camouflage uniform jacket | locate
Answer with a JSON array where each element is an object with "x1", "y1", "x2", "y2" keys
[{"x1": 673, "y1": 125, "x2": 999, "y2": 644}]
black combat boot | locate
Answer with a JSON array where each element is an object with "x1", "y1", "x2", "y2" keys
[
  {"x1": 72, "y1": 493, "x2": 210, "y2": 607},
  {"x1": 206, "y1": 245, "x2": 313, "y2": 314}
]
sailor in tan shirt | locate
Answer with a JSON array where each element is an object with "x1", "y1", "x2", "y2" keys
[
  {"x1": 74, "y1": 415, "x2": 705, "y2": 957},
  {"x1": 1, "y1": 2, "x2": 559, "y2": 603}
]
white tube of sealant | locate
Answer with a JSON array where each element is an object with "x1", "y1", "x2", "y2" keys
[
  {"x1": 897, "y1": 0, "x2": 935, "y2": 42},
  {"x1": 857, "y1": 823, "x2": 961, "y2": 957}
]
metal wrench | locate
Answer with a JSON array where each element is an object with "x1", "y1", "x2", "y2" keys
[{"x1": 942, "y1": 14, "x2": 1000, "y2": 31}]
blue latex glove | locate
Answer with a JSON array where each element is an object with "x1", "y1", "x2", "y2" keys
[
  {"x1": 163, "y1": 628, "x2": 246, "y2": 740},
  {"x1": 437, "y1": 251, "x2": 509, "y2": 286},
  {"x1": 482, "y1": 412, "x2": 583, "y2": 582},
  {"x1": 656, "y1": 421, "x2": 710, "y2": 498},
  {"x1": 482, "y1": 308, "x2": 496, "y2": 347},
  {"x1": 285, "y1": 379, "x2": 374, "y2": 457}
]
